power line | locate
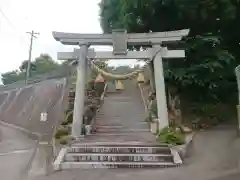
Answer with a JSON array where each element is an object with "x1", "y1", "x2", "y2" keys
[
  {"x1": 0, "y1": 7, "x2": 29, "y2": 45},
  {"x1": 0, "y1": 7, "x2": 16, "y2": 30}
]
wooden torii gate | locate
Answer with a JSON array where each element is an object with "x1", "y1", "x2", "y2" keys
[{"x1": 52, "y1": 29, "x2": 189, "y2": 138}]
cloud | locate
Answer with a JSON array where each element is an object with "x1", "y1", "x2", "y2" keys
[
  {"x1": 0, "y1": 0, "x2": 102, "y2": 73},
  {"x1": 0, "y1": 0, "x2": 138, "y2": 76}
]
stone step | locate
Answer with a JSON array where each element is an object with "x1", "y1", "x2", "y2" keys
[
  {"x1": 80, "y1": 134, "x2": 156, "y2": 142},
  {"x1": 60, "y1": 161, "x2": 176, "y2": 169},
  {"x1": 95, "y1": 122, "x2": 148, "y2": 126},
  {"x1": 95, "y1": 128, "x2": 150, "y2": 133},
  {"x1": 88, "y1": 132, "x2": 151, "y2": 136},
  {"x1": 94, "y1": 125, "x2": 124, "y2": 129},
  {"x1": 65, "y1": 153, "x2": 173, "y2": 162},
  {"x1": 71, "y1": 142, "x2": 168, "y2": 147},
  {"x1": 69, "y1": 146, "x2": 171, "y2": 154}
]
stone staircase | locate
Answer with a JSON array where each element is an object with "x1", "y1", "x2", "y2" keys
[
  {"x1": 54, "y1": 80, "x2": 182, "y2": 170},
  {"x1": 56, "y1": 142, "x2": 180, "y2": 169}
]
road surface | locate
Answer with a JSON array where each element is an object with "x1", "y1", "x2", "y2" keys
[{"x1": 0, "y1": 124, "x2": 36, "y2": 180}]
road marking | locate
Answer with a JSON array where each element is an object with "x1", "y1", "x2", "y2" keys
[
  {"x1": 0, "y1": 149, "x2": 32, "y2": 156},
  {"x1": 0, "y1": 120, "x2": 40, "y2": 137}
]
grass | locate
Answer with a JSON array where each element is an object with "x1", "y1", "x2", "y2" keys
[
  {"x1": 55, "y1": 126, "x2": 71, "y2": 139},
  {"x1": 156, "y1": 126, "x2": 185, "y2": 146}
]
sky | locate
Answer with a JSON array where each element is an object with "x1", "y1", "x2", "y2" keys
[{"x1": 0, "y1": 0, "x2": 141, "y2": 76}]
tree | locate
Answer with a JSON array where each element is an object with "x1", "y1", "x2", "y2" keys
[
  {"x1": 1, "y1": 54, "x2": 61, "y2": 85},
  {"x1": 19, "y1": 60, "x2": 37, "y2": 73},
  {"x1": 90, "y1": 60, "x2": 108, "y2": 80},
  {"x1": 32, "y1": 54, "x2": 59, "y2": 75},
  {"x1": 99, "y1": 0, "x2": 239, "y2": 102},
  {"x1": 1, "y1": 70, "x2": 25, "y2": 85}
]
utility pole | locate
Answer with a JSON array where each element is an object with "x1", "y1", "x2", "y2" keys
[{"x1": 25, "y1": 30, "x2": 39, "y2": 84}]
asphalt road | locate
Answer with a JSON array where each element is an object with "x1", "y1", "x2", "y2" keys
[
  {"x1": 0, "y1": 125, "x2": 36, "y2": 180},
  {"x1": 210, "y1": 172, "x2": 240, "y2": 180}
]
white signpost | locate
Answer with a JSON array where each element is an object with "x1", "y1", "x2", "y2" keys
[
  {"x1": 52, "y1": 29, "x2": 189, "y2": 138},
  {"x1": 40, "y1": 112, "x2": 48, "y2": 122}
]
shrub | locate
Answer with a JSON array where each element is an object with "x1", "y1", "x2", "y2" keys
[
  {"x1": 150, "y1": 100, "x2": 158, "y2": 117},
  {"x1": 61, "y1": 111, "x2": 73, "y2": 125},
  {"x1": 95, "y1": 83, "x2": 105, "y2": 96},
  {"x1": 145, "y1": 112, "x2": 153, "y2": 122},
  {"x1": 157, "y1": 126, "x2": 185, "y2": 145},
  {"x1": 81, "y1": 125, "x2": 86, "y2": 135},
  {"x1": 59, "y1": 138, "x2": 68, "y2": 145},
  {"x1": 55, "y1": 126, "x2": 70, "y2": 139}
]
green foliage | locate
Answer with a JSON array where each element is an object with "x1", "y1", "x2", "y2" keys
[
  {"x1": 1, "y1": 71, "x2": 25, "y2": 85},
  {"x1": 99, "y1": 0, "x2": 240, "y2": 103},
  {"x1": 32, "y1": 54, "x2": 60, "y2": 74},
  {"x1": 19, "y1": 60, "x2": 37, "y2": 72},
  {"x1": 157, "y1": 126, "x2": 185, "y2": 145},
  {"x1": 149, "y1": 100, "x2": 158, "y2": 117},
  {"x1": 91, "y1": 60, "x2": 108, "y2": 79},
  {"x1": 61, "y1": 111, "x2": 73, "y2": 126},
  {"x1": 189, "y1": 102, "x2": 232, "y2": 124},
  {"x1": 59, "y1": 138, "x2": 68, "y2": 145},
  {"x1": 145, "y1": 111, "x2": 153, "y2": 122},
  {"x1": 2, "y1": 54, "x2": 61, "y2": 85},
  {"x1": 165, "y1": 35, "x2": 236, "y2": 102},
  {"x1": 55, "y1": 126, "x2": 70, "y2": 139},
  {"x1": 81, "y1": 125, "x2": 86, "y2": 135},
  {"x1": 95, "y1": 83, "x2": 105, "y2": 97}
]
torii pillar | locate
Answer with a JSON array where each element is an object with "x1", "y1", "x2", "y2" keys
[{"x1": 72, "y1": 45, "x2": 88, "y2": 138}]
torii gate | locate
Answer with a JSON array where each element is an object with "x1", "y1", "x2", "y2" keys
[{"x1": 52, "y1": 29, "x2": 189, "y2": 138}]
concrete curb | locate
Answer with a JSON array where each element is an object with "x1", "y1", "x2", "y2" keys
[
  {"x1": 171, "y1": 132, "x2": 195, "y2": 162},
  {"x1": 53, "y1": 147, "x2": 68, "y2": 171},
  {"x1": 170, "y1": 147, "x2": 183, "y2": 165}
]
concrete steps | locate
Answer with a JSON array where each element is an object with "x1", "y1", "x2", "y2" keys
[
  {"x1": 55, "y1": 143, "x2": 181, "y2": 170},
  {"x1": 65, "y1": 153, "x2": 173, "y2": 162},
  {"x1": 53, "y1": 81, "x2": 182, "y2": 170},
  {"x1": 69, "y1": 144, "x2": 171, "y2": 154},
  {"x1": 60, "y1": 161, "x2": 176, "y2": 169},
  {"x1": 93, "y1": 124, "x2": 150, "y2": 133}
]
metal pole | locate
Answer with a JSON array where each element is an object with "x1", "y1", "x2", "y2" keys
[
  {"x1": 71, "y1": 45, "x2": 88, "y2": 138},
  {"x1": 26, "y1": 31, "x2": 39, "y2": 84}
]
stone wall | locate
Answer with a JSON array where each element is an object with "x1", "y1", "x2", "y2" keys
[{"x1": 0, "y1": 78, "x2": 68, "y2": 142}]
